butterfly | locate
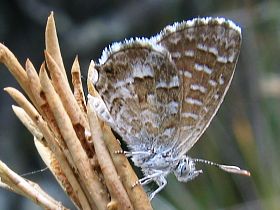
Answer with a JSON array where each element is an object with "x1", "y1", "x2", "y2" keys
[{"x1": 89, "y1": 17, "x2": 250, "y2": 200}]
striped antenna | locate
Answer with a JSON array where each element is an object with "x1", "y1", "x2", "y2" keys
[{"x1": 194, "y1": 158, "x2": 251, "y2": 176}]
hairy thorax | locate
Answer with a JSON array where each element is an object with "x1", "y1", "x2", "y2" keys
[{"x1": 130, "y1": 143, "x2": 180, "y2": 176}]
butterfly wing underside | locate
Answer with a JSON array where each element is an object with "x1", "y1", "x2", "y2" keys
[
  {"x1": 95, "y1": 18, "x2": 241, "y2": 156},
  {"x1": 158, "y1": 18, "x2": 241, "y2": 155}
]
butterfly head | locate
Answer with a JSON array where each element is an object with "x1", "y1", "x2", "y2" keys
[
  {"x1": 174, "y1": 156, "x2": 251, "y2": 184},
  {"x1": 174, "y1": 155, "x2": 203, "y2": 182}
]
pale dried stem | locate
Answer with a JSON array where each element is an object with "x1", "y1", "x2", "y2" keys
[
  {"x1": 45, "y1": 12, "x2": 67, "y2": 81},
  {"x1": 71, "y1": 56, "x2": 87, "y2": 121},
  {"x1": 87, "y1": 61, "x2": 152, "y2": 210},
  {"x1": 44, "y1": 16, "x2": 109, "y2": 208},
  {"x1": 44, "y1": 51, "x2": 88, "y2": 129},
  {"x1": 25, "y1": 59, "x2": 58, "y2": 135},
  {"x1": 25, "y1": 59, "x2": 43, "y2": 106},
  {"x1": 0, "y1": 180, "x2": 15, "y2": 193},
  {"x1": 87, "y1": 103, "x2": 133, "y2": 210},
  {"x1": 0, "y1": 160, "x2": 68, "y2": 209},
  {"x1": 39, "y1": 68, "x2": 109, "y2": 209},
  {"x1": 87, "y1": 60, "x2": 97, "y2": 95},
  {"x1": 0, "y1": 43, "x2": 76, "y2": 208},
  {"x1": 4, "y1": 87, "x2": 90, "y2": 210},
  {"x1": 32, "y1": 63, "x2": 65, "y2": 144},
  {"x1": 34, "y1": 138, "x2": 83, "y2": 210},
  {"x1": 0, "y1": 11, "x2": 154, "y2": 210},
  {"x1": 102, "y1": 125, "x2": 152, "y2": 210},
  {"x1": 24, "y1": 60, "x2": 44, "y2": 113},
  {"x1": 0, "y1": 44, "x2": 35, "y2": 103},
  {"x1": 12, "y1": 105, "x2": 83, "y2": 209},
  {"x1": 44, "y1": 51, "x2": 94, "y2": 157},
  {"x1": 12, "y1": 105, "x2": 43, "y2": 141}
]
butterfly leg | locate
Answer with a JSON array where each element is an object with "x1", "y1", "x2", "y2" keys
[
  {"x1": 149, "y1": 175, "x2": 167, "y2": 200},
  {"x1": 115, "y1": 150, "x2": 153, "y2": 157},
  {"x1": 132, "y1": 171, "x2": 163, "y2": 187},
  {"x1": 132, "y1": 176, "x2": 153, "y2": 188}
]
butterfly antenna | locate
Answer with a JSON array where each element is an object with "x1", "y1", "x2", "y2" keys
[{"x1": 193, "y1": 158, "x2": 251, "y2": 176}]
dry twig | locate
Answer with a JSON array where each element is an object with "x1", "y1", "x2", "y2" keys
[{"x1": 0, "y1": 11, "x2": 152, "y2": 210}]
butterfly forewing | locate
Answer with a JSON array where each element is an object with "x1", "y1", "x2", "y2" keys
[{"x1": 157, "y1": 18, "x2": 242, "y2": 154}]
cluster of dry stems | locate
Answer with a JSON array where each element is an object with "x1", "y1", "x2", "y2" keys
[{"x1": 0, "y1": 12, "x2": 152, "y2": 210}]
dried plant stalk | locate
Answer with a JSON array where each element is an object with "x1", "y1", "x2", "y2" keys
[
  {"x1": 44, "y1": 51, "x2": 94, "y2": 157},
  {"x1": 45, "y1": 12, "x2": 67, "y2": 81},
  {"x1": 34, "y1": 138, "x2": 83, "y2": 209},
  {"x1": 0, "y1": 12, "x2": 154, "y2": 210},
  {"x1": 25, "y1": 59, "x2": 43, "y2": 111},
  {"x1": 102, "y1": 125, "x2": 152, "y2": 209},
  {"x1": 0, "y1": 160, "x2": 67, "y2": 209},
  {"x1": 71, "y1": 57, "x2": 87, "y2": 119},
  {"x1": 12, "y1": 105, "x2": 83, "y2": 209},
  {"x1": 5, "y1": 87, "x2": 91, "y2": 209},
  {"x1": 0, "y1": 44, "x2": 33, "y2": 103},
  {"x1": 87, "y1": 61, "x2": 152, "y2": 210},
  {"x1": 44, "y1": 51, "x2": 88, "y2": 129},
  {"x1": 87, "y1": 103, "x2": 133, "y2": 210},
  {"x1": 29, "y1": 62, "x2": 65, "y2": 146},
  {"x1": 40, "y1": 67, "x2": 109, "y2": 209},
  {"x1": 12, "y1": 105, "x2": 43, "y2": 141}
]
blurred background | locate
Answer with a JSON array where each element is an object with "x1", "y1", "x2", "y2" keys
[{"x1": 0, "y1": 0, "x2": 279, "y2": 209}]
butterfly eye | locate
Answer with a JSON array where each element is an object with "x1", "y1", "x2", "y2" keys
[
  {"x1": 162, "y1": 151, "x2": 171, "y2": 158},
  {"x1": 181, "y1": 166, "x2": 187, "y2": 173}
]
